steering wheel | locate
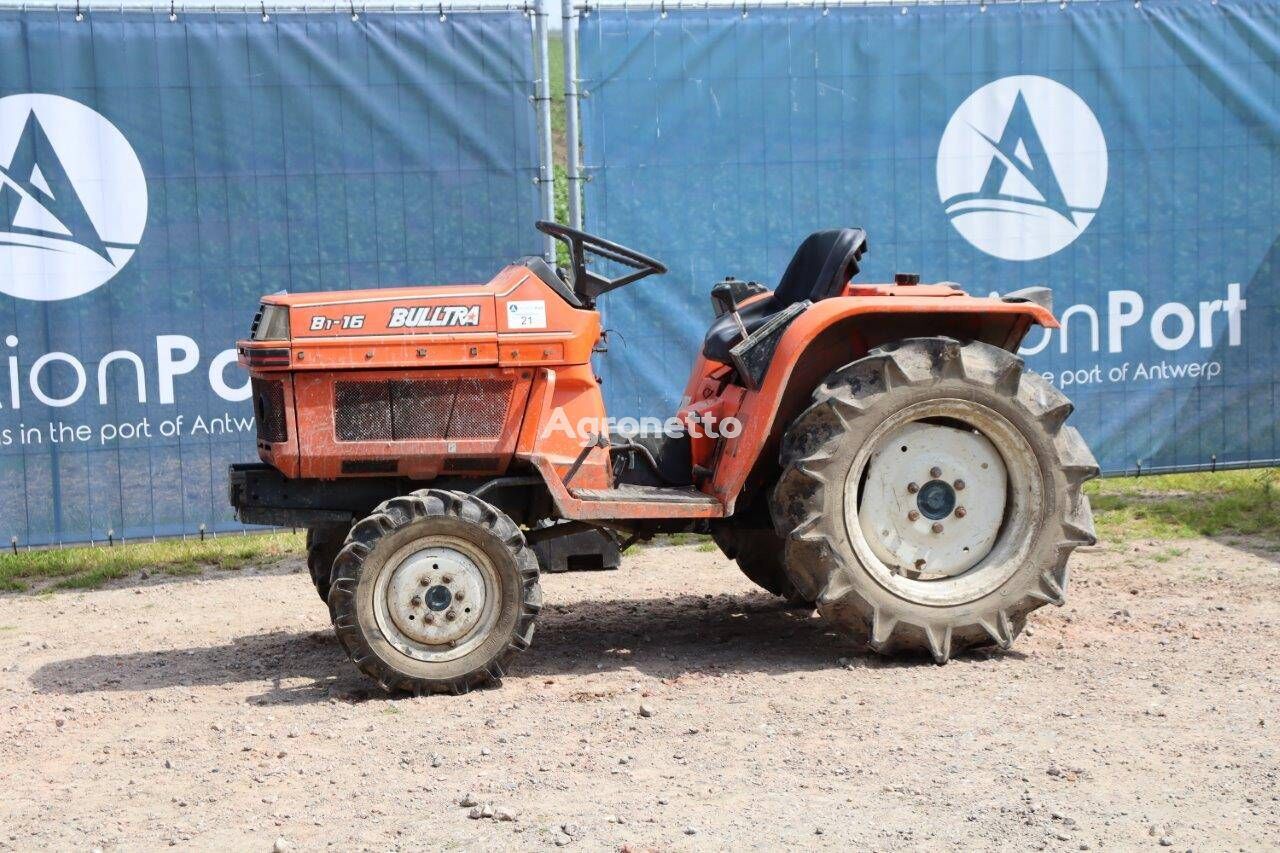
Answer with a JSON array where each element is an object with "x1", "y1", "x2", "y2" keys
[{"x1": 536, "y1": 220, "x2": 668, "y2": 306}]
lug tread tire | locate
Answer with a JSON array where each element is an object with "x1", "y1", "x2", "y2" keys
[
  {"x1": 328, "y1": 489, "x2": 541, "y2": 695},
  {"x1": 305, "y1": 526, "x2": 348, "y2": 603},
  {"x1": 772, "y1": 337, "x2": 1099, "y2": 663},
  {"x1": 711, "y1": 524, "x2": 806, "y2": 602}
]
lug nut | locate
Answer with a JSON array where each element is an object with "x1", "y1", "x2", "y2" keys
[
  {"x1": 410, "y1": 595, "x2": 422, "y2": 606},
  {"x1": 906, "y1": 482, "x2": 919, "y2": 494},
  {"x1": 907, "y1": 510, "x2": 920, "y2": 521},
  {"x1": 955, "y1": 507, "x2": 967, "y2": 518},
  {"x1": 445, "y1": 610, "x2": 457, "y2": 622},
  {"x1": 422, "y1": 614, "x2": 435, "y2": 624},
  {"x1": 954, "y1": 479, "x2": 965, "y2": 491},
  {"x1": 455, "y1": 591, "x2": 466, "y2": 602},
  {"x1": 420, "y1": 577, "x2": 429, "y2": 586},
  {"x1": 931, "y1": 522, "x2": 944, "y2": 534},
  {"x1": 930, "y1": 466, "x2": 942, "y2": 478},
  {"x1": 442, "y1": 575, "x2": 453, "y2": 584}
]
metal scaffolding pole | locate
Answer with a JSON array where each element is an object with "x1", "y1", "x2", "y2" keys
[
  {"x1": 532, "y1": 0, "x2": 556, "y2": 260},
  {"x1": 561, "y1": 0, "x2": 583, "y2": 230}
]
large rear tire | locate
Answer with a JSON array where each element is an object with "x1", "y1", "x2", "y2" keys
[
  {"x1": 772, "y1": 337, "x2": 1098, "y2": 663},
  {"x1": 710, "y1": 498, "x2": 810, "y2": 605},
  {"x1": 329, "y1": 490, "x2": 541, "y2": 694},
  {"x1": 711, "y1": 526, "x2": 796, "y2": 599},
  {"x1": 306, "y1": 525, "x2": 348, "y2": 603}
]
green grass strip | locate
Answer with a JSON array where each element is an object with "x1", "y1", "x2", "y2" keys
[{"x1": 0, "y1": 531, "x2": 304, "y2": 592}]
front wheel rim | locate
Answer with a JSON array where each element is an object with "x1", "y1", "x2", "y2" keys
[{"x1": 372, "y1": 535, "x2": 501, "y2": 663}]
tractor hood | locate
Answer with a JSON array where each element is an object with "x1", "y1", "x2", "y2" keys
[
  {"x1": 238, "y1": 259, "x2": 601, "y2": 372},
  {"x1": 263, "y1": 281, "x2": 499, "y2": 339}
]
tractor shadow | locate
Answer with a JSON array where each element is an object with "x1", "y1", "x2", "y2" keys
[{"x1": 29, "y1": 591, "x2": 1023, "y2": 705}]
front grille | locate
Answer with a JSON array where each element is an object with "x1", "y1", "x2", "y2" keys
[
  {"x1": 252, "y1": 378, "x2": 287, "y2": 443},
  {"x1": 334, "y1": 381, "x2": 393, "y2": 441},
  {"x1": 450, "y1": 378, "x2": 517, "y2": 436},
  {"x1": 334, "y1": 378, "x2": 515, "y2": 443},
  {"x1": 393, "y1": 380, "x2": 454, "y2": 439}
]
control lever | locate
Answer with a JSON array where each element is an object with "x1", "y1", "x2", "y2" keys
[
  {"x1": 726, "y1": 293, "x2": 749, "y2": 343},
  {"x1": 710, "y1": 277, "x2": 765, "y2": 345}
]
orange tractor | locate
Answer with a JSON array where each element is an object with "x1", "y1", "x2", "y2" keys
[{"x1": 230, "y1": 222, "x2": 1098, "y2": 694}]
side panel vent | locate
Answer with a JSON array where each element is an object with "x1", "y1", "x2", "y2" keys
[
  {"x1": 292, "y1": 368, "x2": 532, "y2": 480},
  {"x1": 393, "y1": 380, "x2": 454, "y2": 440},
  {"x1": 450, "y1": 378, "x2": 517, "y2": 437},
  {"x1": 334, "y1": 378, "x2": 515, "y2": 443},
  {"x1": 341, "y1": 459, "x2": 398, "y2": 475},
  {"x1": 334, "y1": 381, "x2": 393, "y2": 442},
  {"x1": 252, "y1": 378, "x2": 287, "y2": 443},
  {"x1": 442, "y1": 456, "x2": 502, "y2": 473}
]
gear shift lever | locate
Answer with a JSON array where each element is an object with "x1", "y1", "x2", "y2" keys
[{"x1": 710, "y1": 277, "x2": 763, "y2": 344}]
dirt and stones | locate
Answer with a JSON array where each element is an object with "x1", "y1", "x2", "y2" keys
[{"x1": 0, "y1": 537, "x2": 1277, "y2": 850}]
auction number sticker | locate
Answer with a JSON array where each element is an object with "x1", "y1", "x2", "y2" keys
[{"x1": 506, "y1": 300, "x2": 547, "y2": 329}]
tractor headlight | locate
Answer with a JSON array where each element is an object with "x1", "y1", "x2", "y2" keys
[{"x1": 251, "y1": 303, "x2": 290, "y2": 341}]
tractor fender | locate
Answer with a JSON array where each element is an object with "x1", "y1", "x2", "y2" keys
[{"x1": 708, "y1": 294, "x2": 1058, "y2": 514}]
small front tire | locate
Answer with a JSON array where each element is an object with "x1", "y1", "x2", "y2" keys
[{"x1": 329, "y1": 490, "x2": 541, "y2": 695}]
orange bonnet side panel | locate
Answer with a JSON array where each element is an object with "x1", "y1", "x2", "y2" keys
[
  {"x1": 292, "y1": 367, "x2": 535, "y2": 480},
  {"x1": 239, "y1": 262, "x2": 609, "y2": 484}
]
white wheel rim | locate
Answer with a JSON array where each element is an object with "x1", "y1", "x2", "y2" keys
[
  {"x1": 842, "y1": 398, "x2": 1045, "y2": 607},
  {"x1": 373, "y1": 536, "x2": 500, "y2": 663},
  {"x1": 857, "y1": 420, "x2": 1007, "y2": 578}
]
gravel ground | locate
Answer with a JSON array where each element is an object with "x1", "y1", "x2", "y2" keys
[{"x1": 1, "y1": 537, "x2": 1277, "y2": 851}]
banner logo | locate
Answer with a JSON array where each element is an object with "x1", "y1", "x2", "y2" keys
[
  {"x1": 937, "y1": 76, "x2": 1107, "y2": 262},
  {"x1": 0, "y1": 94, "x2": 148, "y2": 301}
]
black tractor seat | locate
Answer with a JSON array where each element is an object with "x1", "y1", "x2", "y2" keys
[{"x1": 702, "y1": 228, "x2": 868, "y2": 364}]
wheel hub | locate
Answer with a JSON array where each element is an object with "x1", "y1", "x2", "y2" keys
[
  {"x1": 384, "y1": 546, "x2": 487, "y2": 647},
  {"x1": 424, "y1": 584, "x2": 453, "y2": 611},
  {"x1": 855, "y1": 420, "x2": 1007, "y2": 578},
  {"x1": 915, "y1": 479, "x2": 956, "y2": 520}
]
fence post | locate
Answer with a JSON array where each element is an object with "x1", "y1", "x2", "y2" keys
[
  {"x1": 533, "y1": 0, "x2": 556, "y2": 259},
  {"x1": 562, "y1": 0, "x2": 583, "y2": 230}
]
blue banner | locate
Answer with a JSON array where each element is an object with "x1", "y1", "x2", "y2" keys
[
  {"x1": 579, "y1": 0, "x2": 1280, "y2": 475},
  {"x1": 0, "y1": 8, "x2": 541, "y2": 545}
]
